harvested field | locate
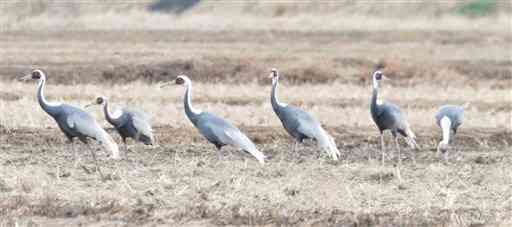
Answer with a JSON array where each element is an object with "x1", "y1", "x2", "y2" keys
[
  {"x1": 0, "y1": 1, "x2": 511, "y2": 226},
  {"x1": 0, "y1": 126, "x2": 511, "y2": 226}
]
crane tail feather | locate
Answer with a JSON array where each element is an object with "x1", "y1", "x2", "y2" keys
[
  {"x1": 246, "y1": 148, "x2": 266, "y2": 165},
  {"x1": 226, "y1": 130, "x2": 265, "y2": 164},
  {"x1": 318, "y1": 128, "x2": 340, "y2": 161},
  {"x1": 404, "y1": 126, "x2": 418, "y2": 149},
  {"x1": 97, "y1": 129, "x2": 120, "y2": 159}
]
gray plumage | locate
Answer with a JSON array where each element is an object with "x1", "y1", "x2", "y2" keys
[
  {"x1": 269, "y1": 69, "x2": 340, "y2": 160},
  {"x1": 23, "y1": 69, "x2": 119, "y2": 159},
  {"x1": 370, "y1": 70, "x2": 417, "y2": 164},
  {"x1": 435, "y1": 104, "x2": 465, "y2": 154},
  {"x1": 435, "y1": 105, "x2": 464, "y2": 135},
  {"x1": 174, "y1": 75, "x2": 265, "y2": 164},
  {"x1": 88, "y1": 96, "x2": 155, "y2": 146}
]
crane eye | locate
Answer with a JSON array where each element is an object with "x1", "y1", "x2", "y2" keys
[
  {"x1": 375, "y1": 72, "x2": 382, "y2": 80},
  {"x1": 175, "y1": 77, "x2": 185, "y2": 85},
  {"x1": 32, "y1": 71, "x2": 41, "y2": 79},
  {"x1": 96, "y1": 97, "x2": 103, "y2": 104}
]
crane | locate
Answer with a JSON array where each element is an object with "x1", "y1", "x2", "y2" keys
[
  {"x1": 370, "y1": 70, "x2": 418, "y2": 166},
  {"x1": 85, "y1": 96, "x2": 155, "y2": 149},
  {"x1": 435, "y1": 104, "x2": 465, "y2": 160},
  {"x1": 268, "y1": 68, "x2": 340, "y2": 160},
  {"x1": 20, "y1": 69, "x2": 119, "y2": 178},
  {"x1": 162, "y1": 75, "x2": 266, "y2": 164}
]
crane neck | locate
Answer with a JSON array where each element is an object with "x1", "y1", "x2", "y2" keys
[
  {"x1": 271, "y1": 76, "x2": 287, "y2": 111},
  {"x1": 184, "y1": 81, "x2": 201, "y2": 122},
  {"x1": 102, "y1": 100, "x2": 121, "y2": 126},
  {"x1": 372, "y1": 77, "x2": 380, "y2": 90},
  {"x1": 371, "y1": 86, "x2": 379, "y2": 108},
  {"x1": 440, "y1": 116, "x2": 451, "y2": 144},
  {"x1": 36, "y1": 77, "x2": 60, "y2": 116}
]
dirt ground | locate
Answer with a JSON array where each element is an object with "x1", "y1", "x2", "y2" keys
[
  {"x1": 0, "y1": 125, "x2": 510, "y2": 226},
  {"x1": 0, "y1": 7, "x2": 511, "y2": 226},
  {"x1": 0, "y1": 123, "x2": 511, "y2": 226}
]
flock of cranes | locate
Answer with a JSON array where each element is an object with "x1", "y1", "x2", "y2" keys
[{"x1": 20, "y1": 68, "x2": 465, "y2": 168}]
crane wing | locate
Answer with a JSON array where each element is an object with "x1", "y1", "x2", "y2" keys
[
  {"x1": 196, "y1": 113, "x2": 265, "y2": 164},
  {"x1": 289, "y1": 107, "x2": 321, "y2": 138},
  {"x1": 131, "y1": 111, "x2": 154, "y2": 139},
  {"x1": 66, "y1": 110, "x2": 120, "y2": 158},
  {"x1": 196, "y1": 114, "x2": 231, "y2": 146},
  {"x1": 66, "y1": 111, "x2": 102, "y2": 138}
]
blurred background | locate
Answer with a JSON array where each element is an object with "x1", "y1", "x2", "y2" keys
[
  {"x1": 0, "y1": 2, "x2": 510, "y2": 226},
  {"x1": 0, "y1": 0, "x2": 510, "y2": 31}
]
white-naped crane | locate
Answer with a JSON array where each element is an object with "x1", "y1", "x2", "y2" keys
[
  {"x1": 370, "y1": 70, "x2": 418, "y2": 166},
  {"x1": 20, "y1": 69, "x2": 119, "y2": 178},
  {"x1": 268, "y1": 68, "x2": 340, "y2": 160},
  {"x1": 161, "y1": 75, "x2": 266, "y2": 164},
  {"x1": 435, "y1": 104, "x2": 465, "y2": 160},
  {"x1": 85, "y1": 96, "x2": 155, "y2": 149}
]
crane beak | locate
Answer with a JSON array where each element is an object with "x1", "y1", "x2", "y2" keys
[
  {"x1": 159, "y1": 81, "x2": 172, "y2": 88},
  {"x1": 19, "y1": 74, "x2": 32, "y2": 81},
  {"x1": 84, "y1": 103, "x2": 96, "y2": 109},
  {"x1": 382, "y1": 75, "x2": 390, "y2": 80}
]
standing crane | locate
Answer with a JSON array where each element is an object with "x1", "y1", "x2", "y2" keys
[
  {"x1": 20, "y1": 69, "x2": 119, "y2": 177},
  {"x1": 162, "y1": 75, "x2": 266, "y2": 164},
  {"x1": 268, "y1": 68, "x2": 340, "y2": 160},
  {"x1": 435, "y1": 104, "x2": 465, "y2": 160},
  {"x1": 85, "y1": 96, "x2": 155, "y2": 149},
  {"x1": 370, "y1": 70, "x2": 418, "y2": 166}
]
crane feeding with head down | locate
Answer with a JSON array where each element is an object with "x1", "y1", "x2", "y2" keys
[
  {"x1": 20, "y1": 69, "x2": 119, "y2": 176},
  {"x1": 370, "y1": 70, "x2": 418, "y2": 165},
  {"x1": 435, "y1": 104, "x2": 465, "y2": 160},
  {"x1": 268, "y1": 68, "x2": 340, "y2": 160},
  {"x1": 85, "y1": 96, "x2": 155, "y2": 148},
  {"x1": 162, "y1": 75, "x2": 266, "y2": 164}
]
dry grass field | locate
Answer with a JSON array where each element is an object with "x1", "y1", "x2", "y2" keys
[{"x1": 0, "y1": 1, "x2": 511, "y2": 226}]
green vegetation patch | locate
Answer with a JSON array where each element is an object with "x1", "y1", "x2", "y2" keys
[{"x1": 456, "y1": 0, "x2": 497, "y2": 17}]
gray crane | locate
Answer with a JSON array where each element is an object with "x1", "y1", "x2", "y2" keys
[
  {"x1": 269, "y1": 68, "x2": 340, "y2": 160},
  {"x1": 435, "y1": 104, "x2": 465, "y2": 160},
  {"x1": 20, "y1": 69, "x2": 119, "y2": 177},
  {"x1": 162, "y1": 75, "x2": 266, "y2": 164},
  {"x1": 85, "y1": 96, "x2": 155, "y2": 149},
  {"x1": 370, "y1": 70, "x2": 418, "y2": 166}
]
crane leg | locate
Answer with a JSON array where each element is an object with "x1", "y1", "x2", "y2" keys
[
  {"x1": 123, "y1": 138, "x2": 131, "y2": 152},
  {"x1": 69, "y1": 140, "x2": 80, "y2": 168},
  {"x1": 71, "y1": 142, "x2": 77, "y2": 167},
  {"x1": 215, "y1": 145, "x2": 225, "y2": 161},
  {"x1": 292, "y1": 141, "x2": 301, "y2": 159},
  {"x1": 394, "y1": 136, "x2": 401, "y2": 167},
  {"x1": 88, "y1": 146, "x2": 105, "y2": 180},
  {"x1": 380, "y1": 133, "x2": 385, "y2": 166}
]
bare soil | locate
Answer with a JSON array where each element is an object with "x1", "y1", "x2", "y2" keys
[
  {"x1": 0, "y1": 125, "x2": 511, "y2": 226},
  {"x1": 0, "y1": 16, "x2": 511, "y2": 226},
  {"x1": 1, "y1": 30, "x2": 510, "y2": 87}
]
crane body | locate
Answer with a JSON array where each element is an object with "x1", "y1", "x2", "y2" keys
[
  {"x1": 166, "y1": 75, "x2": 266, "y2": 164},
  {"x1": 86, "y1": 97, "x2": 155, "y2": 147},
  {"x1": 269, "y1": 68, "x2": 340, "y2": 160},
  {"x1": 435, "y1": 104, "x2": 465, "y2": 157},
  {"x1": 370, "y1": 70, "x2": 417, "y2": 165}
]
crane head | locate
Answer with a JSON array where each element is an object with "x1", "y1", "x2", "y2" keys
[
  {"x1": 437, "y1": 141, "x2": 449, "y2": 154},
  {"x1": 175, "y1": 75, "x2": 191, "y2": 85},
  {"x1": 20, "y1": 69, "x2": 46, "y2": 81},
  {"x1": 95, "y1": 96, "x2": 106, "y2": 105},
  {"x1": 373, "y1": 70, "x2": 389, "y2": 81},
  {"x1": 269, "y1": 68, "x2": 279, "y2": 78},
  {"x1": 85, "y1": 96, "x2": 107, "y2": 108},
  {"x1": 159, "y1": 75, "x2": 189, "y2": 88}
]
